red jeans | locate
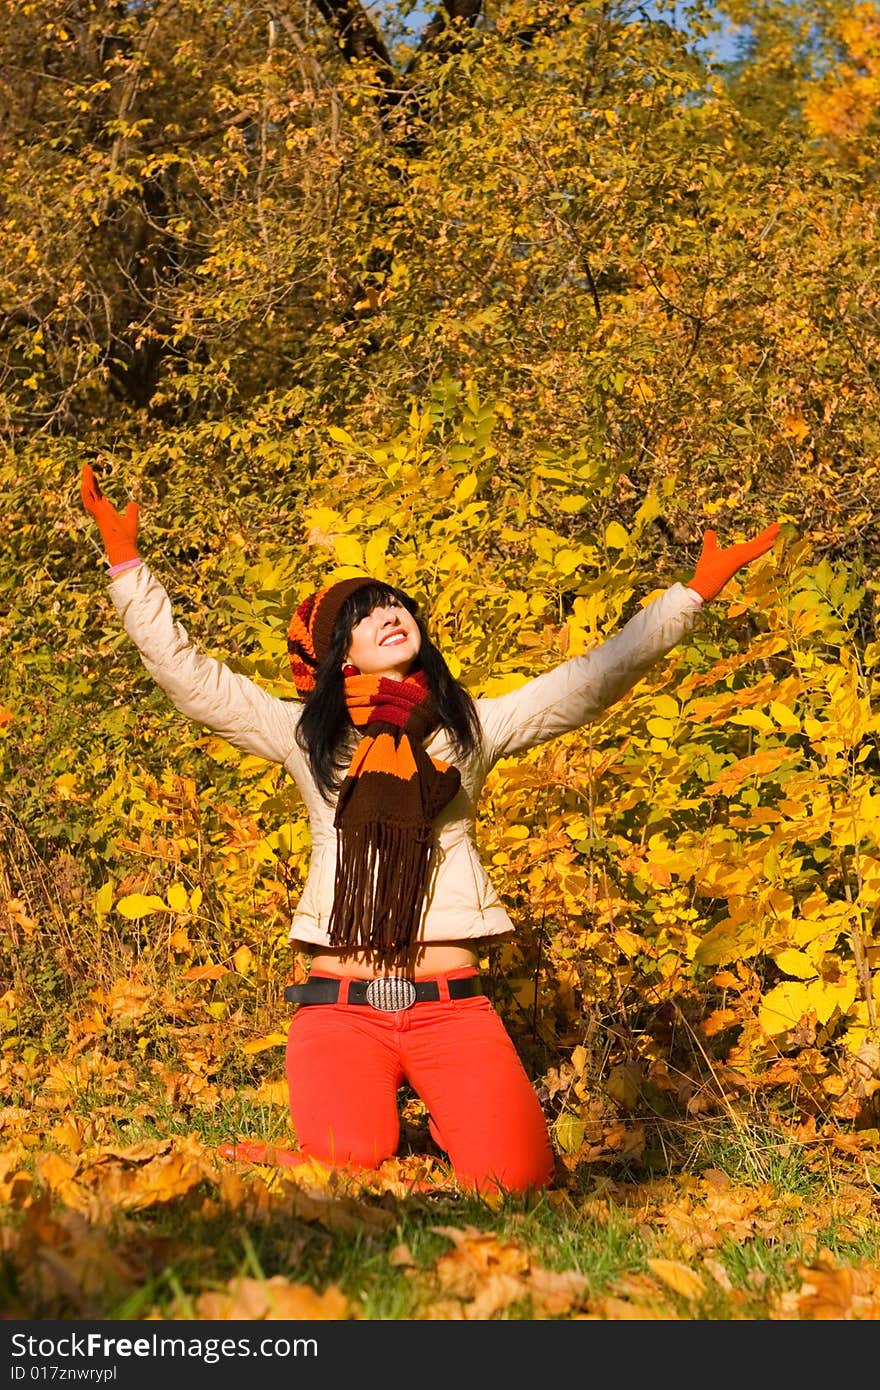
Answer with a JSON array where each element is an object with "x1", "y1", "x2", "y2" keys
[{"x1": 284, "y1": 968, "x2": 554, "y2": 1193}]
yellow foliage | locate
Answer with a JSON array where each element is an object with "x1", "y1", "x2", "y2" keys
[{"x1": 115, "y1": 893, "x2": 168, "y2": 919}]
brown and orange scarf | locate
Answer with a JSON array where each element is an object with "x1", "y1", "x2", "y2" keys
[
  {"x1": 331, "y1": 669, "x2": 460, "y2": 957},
  {"x1": 288, "y1": 578, "x2": 461, "y2": 959}
]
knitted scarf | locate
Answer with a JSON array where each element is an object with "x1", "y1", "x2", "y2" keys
[{"x1": 330, "y1": 669, "x2": 461, "y2": 959}]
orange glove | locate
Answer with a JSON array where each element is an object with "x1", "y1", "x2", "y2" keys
[
  {"x1": 80, "y1": 462, "x2": 140, "y2": 568},
  {"x1": 688, "y1": 521, "x2": 781, "y2": 602}
]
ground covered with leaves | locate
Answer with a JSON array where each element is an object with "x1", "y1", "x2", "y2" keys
[{"x1": 2, "y1": 1047, "x2": 879, "y2": 1322}]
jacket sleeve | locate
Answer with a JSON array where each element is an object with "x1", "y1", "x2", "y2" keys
[
  {"x1": 477, "y1": 582, "x2": 702, "y2": 765},
  {"x1": 108, "y1": 561, "x2": 301, "y2": 766}
]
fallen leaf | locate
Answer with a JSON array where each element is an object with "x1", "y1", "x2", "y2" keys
[
  {"x1": 105, "y1": 978, "x2": 153, "y2": 1024},
  {"x1": 247, "y1": 1078, "x2": 289, "y2": 1106},
  {"x1": 702, "y1": 1257, "x2": 734, "y2": 1292},
  {"x1": 527, "y1": 1265, "x2": 591, "y2": 1315},
  {"x1": 646, "y1": 1258, "x2": 706, "y2": 1302},
  {"x1": 241, "y1": 1032, "x2": 288, "y2": 1055},
  {"x1": 195, "y1": 1275, "x2": 350, "y2": 1320},
  {"x1": 182, "y1": 964, "x2": 230, "y2": 981},
  {"x1": 465, "y1": 1271, "x2": 528, "y2": 1319},
  {"x1": 0, "y1": 1168, "x2": 33, "y2": 1206},
  {"x1": 797, "y1": 1264, "x2": 859, "y2": 1319}
]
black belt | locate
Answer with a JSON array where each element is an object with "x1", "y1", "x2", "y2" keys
[{"x1": 284, "y1": 975, "x2": 483, "y2": 1012}]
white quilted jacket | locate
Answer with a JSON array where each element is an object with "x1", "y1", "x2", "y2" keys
[{"x1": 109, "y1": 563, "x2": 701, "y2": 948}]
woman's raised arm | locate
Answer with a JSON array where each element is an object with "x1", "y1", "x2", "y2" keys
[
  {"x1": 80, "y1": 463, "x2": 302, "y2": 769},
  {"x1": 478, "y1": 521, "x2": 781, "y2": 764}
]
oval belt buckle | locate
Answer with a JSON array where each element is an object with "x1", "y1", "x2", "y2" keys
[{"x1": 365, "y1": 977, "x2": 417, "y2": 1011}]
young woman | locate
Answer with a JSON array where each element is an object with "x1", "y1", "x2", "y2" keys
[{"x1": 81, "y1": 462, "x2": 780, "y2": 1193}]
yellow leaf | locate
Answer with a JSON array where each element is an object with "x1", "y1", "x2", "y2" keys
[
  {"x1": 553, "y1": 1113, "x2": 585, "y2": 1154},
  {"x1": 553, "y1": 547, "x2": 582, "y2": 576},
  {"x1": 783, "y1": 414, "x2": 809, "y2": 442},
  {"x1": 364, "y1": 529, "x2": 390, "y2": 574},
  {"x1": 116, "y1": 893, "x2": 168, "y2": 919},
  {"x1": 704, "y1": 747, "x2": 790, "y2": 795},
  {"x1": 770, "y1": 699, "x2": 800, "y2": 733},
  {"x1": 758, "y1": 980, "x2": 816, "y2": 1037},
  {"x1": 454, "y1": 472, "x2": 478, "y2": 503},
  {"x1": 106, "y1": 978, "x2": 152, "y2": 1023},
  {"x1": 646, "y1": 1259, "x2": 705, "y2": 1301},
  {"x1": 604, "y1": 520, "x2": 629, "y2": 549},
  {"x1": 232, "y1": 945, "x2": 254, "y2": 974},
  {"x1": 165, "y1": 882, "x2": 189, "y2": 913},
  {"x1": 196, "y1": 1275, "x2": 351, "y2": 1321},
  {"x1": 305, "y1": 505, "x2": 340, "y2": 534},
  {"x1": 327, "y1": 425, "x2": 354, "y2": 445},
  {"x1": 94, "y1": 881, "x2": 114, "y2": 917},
  {"x1": 635, "y1": 492, "x2": 662, "y2": 528},
  {"x1": 772, "y1": 949, "x2": 818, "y2": 981},
  {"x1": 613, "y1": 928, "x2": 644, "y2": 958},
  {"x1": 812, "y1": 974, "x2": 858, "y2": 1024},
  {"x1": 0, "y1": 1166, "x2": 32, "y2": 1206},
  {"x1": 250, "y1": 1078, "x2": 289, "y2": 1105},
  {"x1": 51, "y1": 1118, "x2": 85, "y2": 1154},
  {"x1": 695, "y1": 910, "x2": 764, "y2": 966},
  {"x1": 242, "y1": 1032, "x2": 288, "y2": 1055},
  {"x1": 701, "y1": 1008, "x2": 738, "y2": 1038},
  {"x1": 646, "y1": 716, "x2": 675, "y2": 739},
  {"x1": 333, "y1": 535, "x2": 364, "y2": 567},
  {"x1": 652, "y1": 694, "x2": 680, "y2": 719},
  {"x1": 729, "y1": 710, "x2": 776, "y2": 734}
]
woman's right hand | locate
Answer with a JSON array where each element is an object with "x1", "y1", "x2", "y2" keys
[
  {"x1": 81, "y1": 462, "x2": 140, "y2": 567},
  {"x1": 687, "y1": 522, "x2": 781, "y2": 602}
]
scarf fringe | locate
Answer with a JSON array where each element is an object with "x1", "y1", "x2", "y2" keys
[{"x1": 328, "y1": 821, "x2": 434, "y2": 961}]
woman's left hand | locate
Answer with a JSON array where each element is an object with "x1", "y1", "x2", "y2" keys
[
  {"x1": 81, "y1": 461, "x2": 141, "y2": 567},
  {"x1": 688, "y1": 521, "x2": 782, "y2": 602}
]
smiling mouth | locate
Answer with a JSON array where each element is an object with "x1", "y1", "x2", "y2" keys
[{"x1": 379, "y1": 631, "x2": 408, "y2": 647}]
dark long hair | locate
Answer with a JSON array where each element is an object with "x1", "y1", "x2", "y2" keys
[{"x1": 295, "y1": 582, "x2": 482, "y2": 800}]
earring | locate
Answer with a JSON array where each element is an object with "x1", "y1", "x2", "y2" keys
[{"x1": 341, "y1": 662, "x2": 359, "y2": 677}]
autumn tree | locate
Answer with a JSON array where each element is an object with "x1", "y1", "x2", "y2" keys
[
  {"x1": 0, "y1": 2, "x2": 875, "y2": 561},
  {"x1": 0, "y1": 0, "x2": 486, "y2": 431}
]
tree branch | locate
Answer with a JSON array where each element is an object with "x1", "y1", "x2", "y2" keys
[
  {"x1": 311, "y1": 0, "x2": 397, "y2": 74},
  {"x1": 404, "y1": 1, "x2": 483, "y2": 74}
]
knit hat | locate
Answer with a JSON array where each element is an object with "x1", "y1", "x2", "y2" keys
[{"x1": 287, "y1": 576, "x2": 377, "y2": 696}]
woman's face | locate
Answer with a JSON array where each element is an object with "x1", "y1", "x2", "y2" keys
[{"x1": 345, "y1": 598, "x2": 422, "y2": 681}]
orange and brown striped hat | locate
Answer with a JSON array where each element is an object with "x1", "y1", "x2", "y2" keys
[{"x1": 287, "y1": 576, "x2": 377, "y2": 696}]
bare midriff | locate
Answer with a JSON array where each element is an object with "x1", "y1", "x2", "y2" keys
[{"x1": 294, "y1": 939, "x2": 482, "y2": 980}]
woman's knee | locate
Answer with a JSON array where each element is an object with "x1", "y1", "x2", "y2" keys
[
  {"x1": 437, "y1": 1105, "x2": 555, "y2": 1193},
  {"x1": 455, "y1": 1128, "x2": 553, "y2": 1195},
  {"x1": 293, "y1": 1118, "x2": 399, "y2": 1170}
]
